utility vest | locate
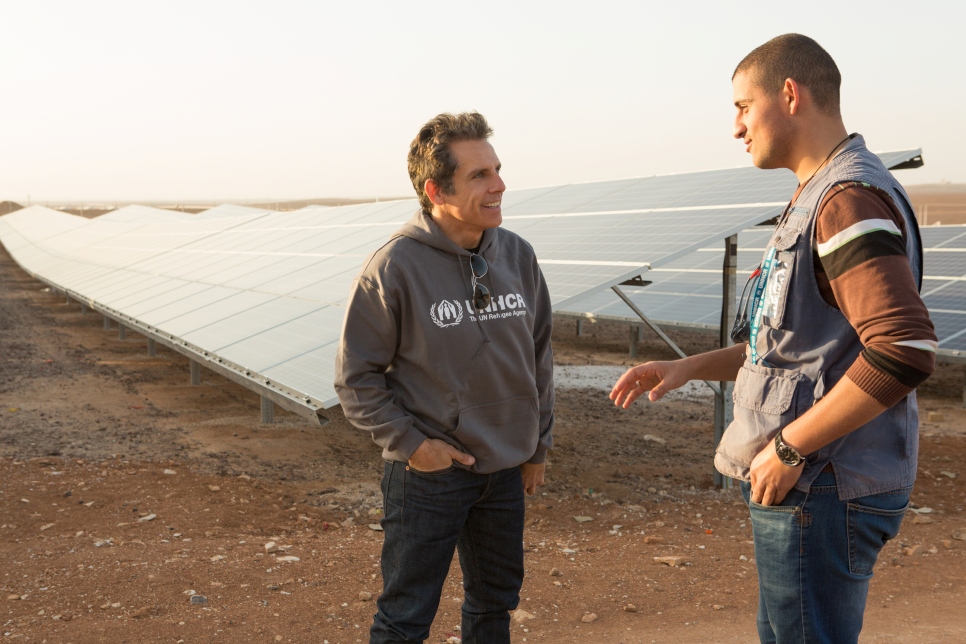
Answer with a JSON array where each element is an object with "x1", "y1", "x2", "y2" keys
[{"x1": 714, "y1": 135, "x2": 924, "y2": 500}]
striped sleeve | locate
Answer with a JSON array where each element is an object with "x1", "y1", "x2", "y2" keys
[{"x1": 815, "y1": 183, "x2": 937, "y2": 407}]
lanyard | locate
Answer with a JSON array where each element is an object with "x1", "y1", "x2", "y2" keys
[{"x1": 748, "y1": 246, "x2": 777, "y2": 365}]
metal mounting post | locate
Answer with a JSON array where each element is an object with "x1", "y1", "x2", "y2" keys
[
  {"x1": 611, "y1": 285, "x2": 722, "y2": 398},
  {"x1": 714, "y1": 234, "x2": 738, "y2": 489},
  {"x1": 147, "y1": 339, "x2": 157, "y2": 357},
  {"x1": 103, "y1": 316, "x2": 111, "y2": 330},
  {"x1": 190, "y1": 359, "x2": 201, "y2": 386},
  {"x1": 118, "y1": 325, "x2": 126, "y2": 340},
  {"x1": 629, "y1": 325, "x2": 641, "y2": 358},
  {"x1": 576, "y1": 318, "x2": 584, "y2": 336},
  {"x1": 80, "y1": 303, "x2": 88, "y2": 315},
  {"x1": 261, "y1": 396, "x2": 275, "y2": 424}
]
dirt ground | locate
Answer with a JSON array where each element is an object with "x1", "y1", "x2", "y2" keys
[
  {"x1": 905, "y1": 184, "x2": 966, "y2": 226},
  {"x1": 1, "y1": 245, "x2": 965, "y2": 643}
]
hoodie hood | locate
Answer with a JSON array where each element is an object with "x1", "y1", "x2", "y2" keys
[{"x1": 396, "y1": 211, "x2": 499, "y2": 258}]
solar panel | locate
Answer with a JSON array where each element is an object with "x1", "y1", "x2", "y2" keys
[
  {"x1": 875, "y1": 150, "x2": 924, "y2": 171},
  {"x1": 0, "y1": 149, "x2": 932, "y2": 423},
  {"x1": 559, "y1": 219, "x2": 966, "y2": 360},
  {"x1": 557, "y1": 227, "x2": 772, "y2": 328},
  {"x1": 919, "y1": 227, "x2": 966, "y2": 354},
  {"x1": 194, "y1": 204, "x2": 277, "y2": 219},
  {"x1": 97, "y1": 205, "x2": 195, "y2": 223}
]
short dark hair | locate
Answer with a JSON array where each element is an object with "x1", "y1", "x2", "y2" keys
[
  {"x1": 733, "y1": 34, "x2": 841, "y2": 115},
  {"x1": 408, "y1": 112, "x2": 493, "y2": 213}
]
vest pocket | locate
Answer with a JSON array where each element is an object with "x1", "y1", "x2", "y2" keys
[
  {"x1": 715, "y1": 363, "x2": 806, "y2": 478},
  {"x1": 761, "y1": 251, "x2": 793, "y2": 326},
  {"x1": 760, "y1": 229, "x2": 800, "y2": 329}
]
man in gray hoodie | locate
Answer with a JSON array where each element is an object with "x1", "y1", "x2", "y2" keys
[{"x1": 334, "y1": 112, "x2": 554, "y2": 644}]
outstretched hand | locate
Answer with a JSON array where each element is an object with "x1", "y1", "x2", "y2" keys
[{"x1": 609, "y1": 360, "x2": 689, "y2": 408}]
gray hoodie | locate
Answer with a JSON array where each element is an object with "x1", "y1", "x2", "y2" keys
[{"x1": 334, "y1": 211, "x2": 554, "y2": 474}]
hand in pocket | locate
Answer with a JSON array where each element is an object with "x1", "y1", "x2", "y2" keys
[{"x1": 408, "y1": 438, "x2": 475, "y2": 472}]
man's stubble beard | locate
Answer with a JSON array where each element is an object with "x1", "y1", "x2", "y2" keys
[{"x1": 752, "y1": 119, "x2": 796, "y2": 171}]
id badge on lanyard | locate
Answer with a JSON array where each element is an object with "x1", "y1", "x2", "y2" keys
[{"x1": 748, "y1": 246, "x2": 777, "y2": 366}]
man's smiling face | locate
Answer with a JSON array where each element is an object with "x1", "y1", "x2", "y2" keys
[
  {"x1": 733, "y1": 69, "x2": 795, "y2": 170},
  {"x1": 436, "y1": 139, "x2": 505, "y2": 238}
]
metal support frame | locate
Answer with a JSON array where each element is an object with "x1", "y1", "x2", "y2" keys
[
  {"x1": 713, "y1": 235, "x2": 738, "y2": 489},
  {"x1": 147, "y1": 338, "x2": 157, "y2": 356},
  {"x1": 80, "y1": 303, "x2": 88, "y2": 315},
  {"x1": 190, "y1": 359, "x2": 201, "y2": 386},
  {"x1": 576, "y1": 318, "x2": 584, "y2": 336},
  {"x1": 610, "y1": 285, "x2": 722, "y2": 398},
  {"x1": 613, "y1": 236, "x2": 739, "y2": 491},
  {"x1": 19, "y1": 276, "x2": 335, "y2": 426},
  {"x1": 556, "y1": 310, "x2": 717, "y2": 334},
  {"x1": 629, "y1": 324, "x2": 641, "y2": 358},
  {"x1": 261, "y1": 396, "x2": 275, "y2": 424},
  {"x1": 118, "y1": 325, "x2": 126, "y2": 340}
]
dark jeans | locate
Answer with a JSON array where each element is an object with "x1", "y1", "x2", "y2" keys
[
  {"x1": 370, "y1": 461, "x2": 525, "y2": 644},
  {"x1": 741, "y1": 471, "x2": 910, "y2": 643}
]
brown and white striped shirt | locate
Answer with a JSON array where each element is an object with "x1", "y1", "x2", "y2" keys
[{"x1": 791, "y1": 181, "x2": 937, "y2": 407}]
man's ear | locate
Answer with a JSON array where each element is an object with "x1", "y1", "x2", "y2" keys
[
  {"x1": 783, "y1": 78, "x2": 802, "y2": 115},
  {"x1": 425, "y1": 179, "x2": 446, "y2": 206}
]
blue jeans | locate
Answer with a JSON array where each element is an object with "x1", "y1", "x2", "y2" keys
[
  {"x1": 741, "y1": 471, "x2": 909, "y2": 643},
  {"x1": 370, "y1": 461, "x2": 525, "y2": 644}
]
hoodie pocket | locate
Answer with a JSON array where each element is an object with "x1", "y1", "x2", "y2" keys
[{"x1": 454, "y1": 395, "x2": 539, "y2": 474}]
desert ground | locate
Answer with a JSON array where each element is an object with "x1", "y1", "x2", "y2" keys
[
  {"x1": 1, "y1": 243, "x2": 966, "y2": 643},
  {"x1": 904, "y1": 184, "x2": 966, "y2": 226}
]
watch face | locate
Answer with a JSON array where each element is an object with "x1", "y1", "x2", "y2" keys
[{"x1": 775, "y1": 434, "x2": 802, "y2": 466}]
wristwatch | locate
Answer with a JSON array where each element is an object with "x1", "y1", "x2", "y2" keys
[{"x1": 774, "y1": 430, "x2": 804, "y2": 467}]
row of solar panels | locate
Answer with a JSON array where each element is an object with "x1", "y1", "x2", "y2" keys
[
  {"x1": 95, "y1": 204, "x2": 274, "y2": 223},
  {"x1": 559, "y1": 224, "x2": 966, "y2": 357},
  {"x1": 0, "y1": 149, "x2": 927, "y2": 422}
]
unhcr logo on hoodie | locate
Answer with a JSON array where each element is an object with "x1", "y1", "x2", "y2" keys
[
  {"x1": 430, "y1": 300, "x2": 464, "y2": 328},
  {"x1": 467, "y1": 294, "x2": 528, "y2": 322},
  {"x1": 429, "y1": 294, "x2": 528, "y2": 328}
]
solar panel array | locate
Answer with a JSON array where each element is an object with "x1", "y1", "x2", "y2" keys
[
  {"x1": 920, "y1": 226, "x2": 966, "y2": 355},
  {"x1": 97, "y1": 205, "x2": 194, "y2": 223},
  {"x1": 0, "y1": 149, "x2": 928, "y2": 420},
  {"x1": 560, "y1": 222, "x2": 966, "y2": 358},
  {"x1": 485, "y1": 166, "x2": 796, "y2": 307},
  {"x1": 558, "y1": 227, "x2": 773, "y2": 329}
]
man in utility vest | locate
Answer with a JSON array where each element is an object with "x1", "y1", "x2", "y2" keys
[{"x1": 611, "y1": 34, "x2": 936, "y2": 643}]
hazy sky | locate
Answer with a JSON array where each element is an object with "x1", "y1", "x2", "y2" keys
[{"x1": 2, "y1": 1, "x2": 964, "y2": 203}]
